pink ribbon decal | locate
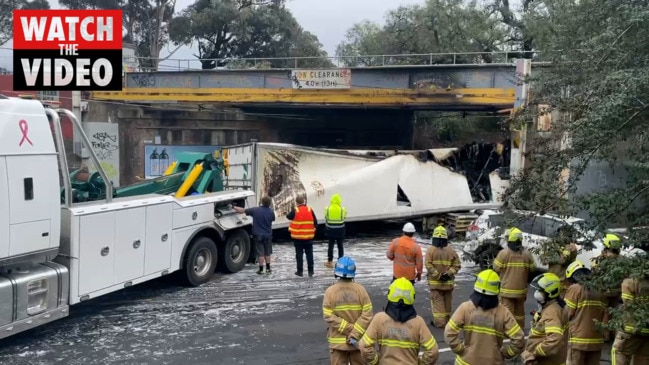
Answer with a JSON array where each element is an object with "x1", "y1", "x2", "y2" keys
[{"x1": 18, "y1": 119, "x2": 33, "y2": 147}]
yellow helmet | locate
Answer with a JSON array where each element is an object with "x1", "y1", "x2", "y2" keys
[
  {"x1": 565, "y1": 260, "x2": 586, "y2": 279},
  {"x1": 530, "y1": 272, "x2": 562, "y2": 299},
  {"x1": 603, "y1": 233, "x2": 621, "y2": 250},
  {"x1": 474, "y1": 269, "x2": 501, "y2": 296},
  {"x1": 508, "y1": 227, "x2": 523, "y2": 242},
  {"x1": 433, "y1": 226, "x2": 448, "y2": 239},
  {"x1": 387, "y1": 277, "x2": 416, "y2": 305}
]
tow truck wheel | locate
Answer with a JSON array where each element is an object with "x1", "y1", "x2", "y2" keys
[
  {"x1": 183, "y1": 236, "x2": 218, "y2": 287},
  {"x1": 219, "y1": 229, "x2": 250, "y2": 273}
]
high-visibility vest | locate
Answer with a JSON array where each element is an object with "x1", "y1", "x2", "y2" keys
[
  {"x1": 325, "y1": 204, "x2": 347, "y2": 227},
  {"x1": 288, "y1": 205, "x2": 316, "y2": 240}
]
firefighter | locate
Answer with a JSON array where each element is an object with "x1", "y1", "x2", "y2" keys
[
  {"x1": 493, "y1": 227, "x2": 536, "y2": 331},
  {"x1": 322, "y1": 256, "x2": 374, "y2": 365},
  {"x1": 564, "y1": 260, "x2": 606, "y2": 365},
  {"x1": 610, "y1": 272, "x2": 649, "y2": 364},
  {"x1": 386, "y1": 223, "x2": 424, "y2": 284},
  {"x1": 546, "y1": 228, "x2": 578, "y2": 296},
  {"x1": 286, "y1": 195, "x2": 318, "y2": 277},
  {"x1": 359, "y1": 277, "x2": 439, "y2": 365},
  {"x1": 425, "y1": 225, "x2": 461, "y2": 328},
  {"x1": 591, "y1": 233, "x2": 623, "y2": 342},
  {"x1": 324, "y1": 193, "x2": 347, "y2": 269},
  {"x1": 444, "y1": 269, "x2": 526, "y2": 364},
  {"x1": 522, "y1": 272, "x2": 569, "y2": 365}
]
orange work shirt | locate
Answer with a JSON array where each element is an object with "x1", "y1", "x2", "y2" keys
[{"x1": 386, "y1": 235, "x2": 423, "y2": 281}]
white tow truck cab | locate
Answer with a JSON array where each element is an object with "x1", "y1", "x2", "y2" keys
[{"x1": 0, "y1": 96, "x2": 255, "y2": 339}]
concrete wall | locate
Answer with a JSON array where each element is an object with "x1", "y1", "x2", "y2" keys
[{"x1": 86, "y1": 102, "x2": 415, "y2": 185}]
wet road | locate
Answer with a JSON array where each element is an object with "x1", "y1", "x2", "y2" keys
[{"x1": 0, "y1": 235, "x2": 613, "y2": 364}]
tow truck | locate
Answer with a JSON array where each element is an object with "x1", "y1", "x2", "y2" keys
[{"x1": 0, "y1": 96, "x2": 255, "y2": 339}]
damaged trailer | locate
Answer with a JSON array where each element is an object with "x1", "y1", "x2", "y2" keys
[{"x1": 223, "y1": 142, "x2": 511, "y2": 230}]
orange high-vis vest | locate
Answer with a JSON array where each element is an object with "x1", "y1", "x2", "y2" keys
[{"x1": 288, "y1": 205, "x2": 316, "y2": 240}]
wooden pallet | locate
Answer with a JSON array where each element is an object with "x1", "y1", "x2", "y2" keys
[{"x1": 445, "y1": 212, "x2": 479, "y2": 235}]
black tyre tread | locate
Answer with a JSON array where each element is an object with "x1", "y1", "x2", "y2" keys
[
  {"x1": 219, "y1": 229, "x2": 251, "y2": 274},
  {"x1": 182, "y1": 236, "x2": 218, "y2": 287}
]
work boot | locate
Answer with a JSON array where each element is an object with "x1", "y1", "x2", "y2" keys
[
  {"x1": 308, "y1": 271, "x2": 314, "y2": 277},
  {"x1": 256, "y1": 268, "x2": 264, "y2": 275},
  {"x1": 294, "y1": 271, "x2": 303, "y2": 277},
  {"x1": 324, "y1": 261, "x2": 334, "y2": 268},
  {"x1": 266, "y1": 268, "x2": 272, "y2": 274}
]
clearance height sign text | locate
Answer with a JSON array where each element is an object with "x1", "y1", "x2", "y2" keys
[{"x1": 13, "y1": 10, "x2": 123, "y2": 91}]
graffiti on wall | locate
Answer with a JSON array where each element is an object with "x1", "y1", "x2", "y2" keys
[{"x1": 84, "y1": 122, "x2": 120, "y2": 187}]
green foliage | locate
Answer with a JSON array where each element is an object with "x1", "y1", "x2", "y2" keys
[
  {"x1": 413, "y1": 113, "x2": 506, "y2": 147},
  {"x1": 502, "y1": 0, "x2": 649, "y2": 330},
  {"x1": 58, "y1": 0, "x2": 175, "y2": 70},
  {"x1": 169, "y1": 0, "x2": 331, "y2": 70},
  {"x1": 0, "y1": 0, "x2": 50, "y2": 46}
]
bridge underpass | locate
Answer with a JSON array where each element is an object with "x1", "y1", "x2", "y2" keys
[{"x1": 88, "y1": 60, "x2": 525, "y2": 184}]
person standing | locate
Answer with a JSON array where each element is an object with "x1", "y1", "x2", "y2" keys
[
  {"x1": 386, "y1": 223, "x2": 423, "y2": 284},
  {"x1": 425, "y1": 225, "x2": 461, "y2": 328},
  {"x1": 322, "y1": 256, "x2": 373, "y2": 365},
  {"x1": 286, "y1": 195, "x2": 317, "y2": 277},
  {"x1": 359, "y1": 278, "x2": 439, "y2": 365},
  {"x1": 610, "y1": 271, "x2": 649, "y2": 364},
  {"x1": 324, "y1": 193, "x2": 347, "y2": 269},
  {"x1": 546, "y1": 238, "x2": 578, "y2": 297},
  {"x1": 591, "y1": 233, "x2": 623, "y2": 342},
  {"x1": 563, "y1": 260, "x2": 606, "y2": 365},
  {"x1": 522, "y1": 273, "x2": 569, "y2": 365},
  {"x1": 444, "y1": 269, "x2": 526, "y2": 365},
  {"x1": 234, "y1": 196, "x2": 276, "y2": 274},
  {"x1": 493, "y1": 227, "x2": 536, "y2": 331}
]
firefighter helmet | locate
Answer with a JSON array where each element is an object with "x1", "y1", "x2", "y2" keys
[
  {"x1": 508, "y1": 227, "x2": 523, "y2": 242},
  {"x1": 387, "y1": 277, "x2": 416, "y2": 305},
  {"x1": 433, "y1": 226, "x2": 448, "y2": 239},
  {"x1": 334, "y1": 256, "x2": 356, "y2": 279},
  {"x1": 565, "y1": 260, "x2": 587, "y2": 279},
  {"x1": 474, "y1": 269, "x2": 501, "y2": 296},
  {"x1": 603, "y1": 233, "x2": 622, "y2": 250},
  {"x1": 530, "y1": 272, "x2": 562, "y2": 299}
]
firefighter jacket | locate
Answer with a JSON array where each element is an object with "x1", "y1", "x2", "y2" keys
[
  {"x1": 564, "y1": 283, "x2": 606, "y2": 351},
  {"x1": 287, "y1": 205, "x2": 316, "y2": 240},
  {"x1": 387, "y1": 236, "x2": 423, "y2": 281},
  {"x1": 323, "y1": 280, "x2": 374, "y2": 350},
  {"x1": 493, "y1": 248, "x2": 535, "y2": 298},
  {"x1": 621, "y1": 277, "x2": 649, "y2": 335},
  {"x1": 444, "y1": 301, "x2": 525, "y2": 364},
  {"x1": 359, "y1": 312, "x2": 439, "y2": 365},
  {"x1": 523, "y1": 300, "x2": 569, "y2": 365},
  {"x1": 547, "y1": 243, "x2": 578, "y2": 281},
  {"x1": 425, "y1": 245, "x2": 461, "y2": 291}
]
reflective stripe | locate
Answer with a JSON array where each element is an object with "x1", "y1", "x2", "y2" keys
[
  {"x1": 623, "y1": 325, "x2": 649, "y2": 334},
  {"x1": 621, "y1": 293, "x2": 634, "y2": 301},
  {"x1": 338, "y1": 319, "x2": 348, "y2": 333},
  {"x1": 535, "y1": 345, "x2": 547, "y2": 356},
  {"x1": 353, "y1": 323, "x2": 365, "y2": 333},
  {"x1": 494, "y1": 260, "x2": 534, "y2": 268},
  {"x1": 325, "y1": 205, "x2": 346, "y2": 225},
  {"x1": 362, "y1": 304, "x2": 372, "y2": 311},
  {"x1": 328, "y1": 336, "x2": 347, "y2": 344},
  {"x1": 428, "y1": 280, "x2": 455, "y2": 286},
  {"x1": 456, "y1": 356, "x2": 470, "y2": 365},
  {"x1": 368, "y1": 355, "x2": 379, "y2": 365},
  {"x1": 422, "y1": 337, "x2": 436, "y2": 351},
  {"x1": 323, "y1": 307, "x2": 333, "y2": 316},
  {"x1": 546, "y1": 326, "x2": 564, "y2": 335},
  {"x1": 569, "y1": 337, "x2": 604, "y2": 344},
  {"x1": 431, "y1": 260, "x2": 453, "y2": 265},
  {"x1": 463, "y1": 325, "x2": 504, "y2": 338},
  {"x1": 377, "y1": 338, "x2": 419, "y2": 349},
  {"x1": 501, "y1": 287, "x2": 528, "y2": 295},
  {"x1": 433, "y1": 312, "x2": 450, "y2": 318},
  {"x1": 362, "y1": 333, "x2": 375, "y2": 346},
  {"x1": 448, "y1": 319, "x2": 462, "y2": 332},
  {"x1": 507, "y1": 323, "x2": 522, "y2": 337},
  {"x1": 333, "y1": 304, "x2": 363, "y2": 311}
]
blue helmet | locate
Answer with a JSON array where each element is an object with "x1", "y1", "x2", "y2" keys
[{"x1": 334, "y1": 256, "x2": 356, "y2": 278}]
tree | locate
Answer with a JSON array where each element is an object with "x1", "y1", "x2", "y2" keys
[
  {"x1": 0, "y1": 0, "x2": 50, "y2": 46},
  {"x1": 59, "y1": 0, "x2": 177, "y2": 71},
  {"x1": 169, "y1": 0, "x2": 330, "y2": 70},
  {"x1": 336, "y1": 0, "x2": 509, "y2": 66},
  {"x1": 505, "y1": 0, "x2": 649, "y2": 329}
]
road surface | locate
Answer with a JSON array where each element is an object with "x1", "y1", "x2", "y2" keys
[{"x1": 0, "y1": 234, "x2": 613, "y2": 364}]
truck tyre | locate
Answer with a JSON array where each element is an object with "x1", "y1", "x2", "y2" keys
[
  {"x1": 182, "y1": 236, "x2": 218, "y2": 287},
  {"x1": 220, "y1": 229, "x2": 250, "y2": 273}
]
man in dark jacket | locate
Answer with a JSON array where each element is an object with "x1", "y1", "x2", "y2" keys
[{"x1": 235, "y1": 196, "x2": 275, "y2": 274}]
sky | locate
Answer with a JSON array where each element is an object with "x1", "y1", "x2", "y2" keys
[{"x1": 0, "y1": 0, "x2": 425, "y2": 71}]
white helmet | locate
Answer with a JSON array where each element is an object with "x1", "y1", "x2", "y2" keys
[{"x1": 403, "y1": 222, "x2": 416, "y2": 233}]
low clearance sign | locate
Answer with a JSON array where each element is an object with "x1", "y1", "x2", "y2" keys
[{"x1": 13, "y1": 9, "x2": 123, "y2": 91}]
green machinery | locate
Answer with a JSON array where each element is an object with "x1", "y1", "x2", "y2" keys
[{"x1": 63, "y1": 151, "x2": 227, "y2": 204}]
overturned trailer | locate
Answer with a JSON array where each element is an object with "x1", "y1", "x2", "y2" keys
[{"x1": 223, "y1": 142, "x2": 510, "y2": 231}]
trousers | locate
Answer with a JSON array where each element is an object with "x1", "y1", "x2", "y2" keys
[
  {"x1": 327, "y1": 238, "x2": 344, "y2": 262},
  {"x1": 294, "y1": 240, "x2": 314, "y2": 274},
  {"x1": 500, "y1": 296, "x2": 526, "y2": 332},
  {"x1": 569, "y1": 349, "x2": 601, "y2": 365},
  {"x1": 329, "y1": 349, "x2": 363, "y2": 365},
  {"x1": 611, "y1": 331, "x2": 649, "y2": 365},
  {"x1": 430, "y1": 289, "x2": 453, "y2": 328}
]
